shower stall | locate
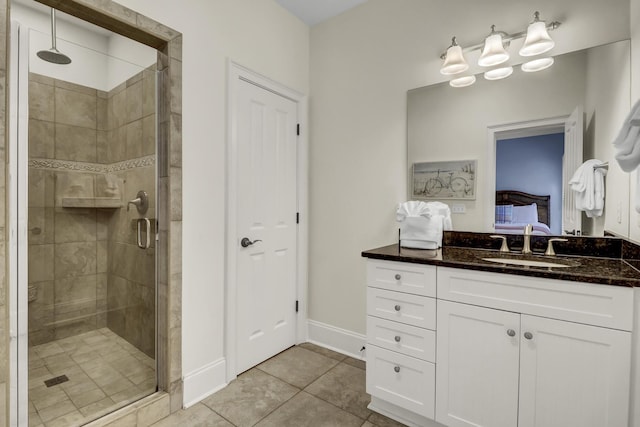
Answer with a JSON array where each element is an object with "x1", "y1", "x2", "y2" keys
[{"x1": 9, "y1": 2, "x2": 161, "y2": 425}]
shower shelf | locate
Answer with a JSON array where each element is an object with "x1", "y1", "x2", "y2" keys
[{"x1": 62, "y1": 197, "x2": 123, "y2": 209}]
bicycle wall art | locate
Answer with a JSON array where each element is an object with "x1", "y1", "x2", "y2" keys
[{"x1": 412, "y1": 160, "x2": 476, "y2": 199}]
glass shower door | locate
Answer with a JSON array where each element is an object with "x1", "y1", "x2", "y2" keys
[{"x1": 10, "y1": 3, "x2": 160, "y2": 425}]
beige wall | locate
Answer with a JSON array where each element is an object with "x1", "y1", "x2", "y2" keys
[
  {"x1": 112, "y1": 0, "x2": 309, "y2": 402},
  {"x1": 585, "y1": 42, "x2": 632, "y2": 237},
  {"x1": 309, "y1": 0, "x2": 631, "y2": 338}
]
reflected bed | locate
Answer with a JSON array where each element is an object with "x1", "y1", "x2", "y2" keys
[{"x1": 495, "y1": 190, "x2": 552, "y2": 235}]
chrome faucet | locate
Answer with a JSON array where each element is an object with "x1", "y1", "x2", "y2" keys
[{"x1": 522, "y1": 223, "x2": 533, "y2": 254}]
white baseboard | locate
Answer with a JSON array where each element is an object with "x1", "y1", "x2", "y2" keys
[
  {"x1": 182, "y1": 357, "x2": 227, "y2": 408},
  {"x1": 307, "y1": 319, "x2": 366, "y2": 359}
]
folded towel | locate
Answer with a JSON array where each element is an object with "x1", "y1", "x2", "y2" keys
[
  {"x1": 569, "y1": 159, "x2": 607, "y2": 217},
  {"x1": 396, "y1": 201, "x2": 452, "y2": 249},
  {"x1": 613, "y1": 99, "x2": 640, "y2": 172}
]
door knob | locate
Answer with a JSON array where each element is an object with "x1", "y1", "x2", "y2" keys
[{"x1": 241, "y1": 237, "x2": 262, "y2": 248}]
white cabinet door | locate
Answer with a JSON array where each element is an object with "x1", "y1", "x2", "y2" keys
[
  {"x1": 436, "y1": 300, "x2": 520, "y2": 427},
  {"x1": 518, "y1": 315, "x2": 631, "y2": 427}
]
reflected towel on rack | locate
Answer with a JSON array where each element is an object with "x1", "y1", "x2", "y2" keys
[
  {"x1": 613, "y1": 99, "x2": 640, "y2": 172},
  {"x1": 569, "y1": 159, "x2": 607, "y2": 218}
]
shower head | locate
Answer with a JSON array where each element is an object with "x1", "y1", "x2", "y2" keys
[
  {"x1": 37, "y1": 48, "x2": 71, "y2": 65},
  {"x1": 37, "y1": 8, "x2": 71, "y2": 65}
]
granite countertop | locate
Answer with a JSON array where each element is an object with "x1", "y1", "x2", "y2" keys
[{"x1": 362, "y1": 243, "x2": 640, "y2": 287}]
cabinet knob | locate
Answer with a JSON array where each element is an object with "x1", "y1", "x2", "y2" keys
[
  {"x1": 524, "y1": 332, "x2": 533, "y2": 340},
  {"x1": 395, "y1": 274, "x2": 401, "y2": 280},
  {"x1": 394, "y1": 335, "x2": 401, "y2": 342},
  {"x1": 506, "y1": 329, "x2": 516, "y2": 337},
  {"x1": 394, "y1": 305, "x2": 401, "y2": 312},
  {"x1": 394, "y1": 366, "x2": 401, "y2": 373}
]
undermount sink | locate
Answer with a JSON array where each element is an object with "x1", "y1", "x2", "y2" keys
[{"x1": 481, "y1": 257, "x2": 578, "y2": 268}]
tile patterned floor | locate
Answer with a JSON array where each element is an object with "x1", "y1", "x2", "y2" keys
[
  {"x1": 151, "y1": 343, "x2": 407, "y2": 427},
  {"x1": 28, "y1": 328, "x2": 156, "y2": 427}
]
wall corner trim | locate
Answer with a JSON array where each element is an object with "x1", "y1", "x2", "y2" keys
[
  {"x1": 182, "y1": 357, "x2": 227, "y2": 408},
  {"x1": 307, "y1": 319, "x2": 366, "y2": 360}
]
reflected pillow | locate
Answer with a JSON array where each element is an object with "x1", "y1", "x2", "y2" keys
[
  {"x1": 495, "y1": 204, "x2": 513, "y2": 223},
  {"x1": 512, "y1": 203, "x2": 538, "y2": 223}
]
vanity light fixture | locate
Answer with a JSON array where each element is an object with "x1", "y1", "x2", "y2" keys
[
  {"x1": 440, "y1": 37, "x2": 469, "y2": 75},
  {"x1": 521, "y1": 57, "x2": 554, "y2": 72},
  {"x1": 478, "y1": 26, "x2": 510, "y2": 67},
  {"x1": 449, "y1": 75, "x2": 476, "y2": 88},
  {"x1": 484, "y1": 66, "x2": 513, "y2": 80},
  {"x1": 439, "y1": 11, "x2": 560, "y2": 87},
  {"x1": 519, "y1": 12, "x2": 555, "y2": 57}
]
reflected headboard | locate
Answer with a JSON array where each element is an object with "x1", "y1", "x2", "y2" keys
[{"x1": 496, "y1": 190, "x2": 550, "y2": 226}]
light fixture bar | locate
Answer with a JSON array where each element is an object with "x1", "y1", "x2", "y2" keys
[{"x1": 439, "y1": 20, "x2": 560, "y2": 60}]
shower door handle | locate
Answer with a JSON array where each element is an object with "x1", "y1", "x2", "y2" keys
[{"x1": 137, "y1": 218, "x2": 151, "y2": 249}]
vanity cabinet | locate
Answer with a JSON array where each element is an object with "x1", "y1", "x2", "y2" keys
[
  {"x1": 436, "y1": 300, "x2": 631, "y2": 427},
  {"x1": 436, "y1": 267, "x2": 632, "y2": 427},
  {"x1": 366, "y1": 259, "x2": 437, "y2": 423},
  {"x1": 365, "y1": 260, "x2": 634, "y2": 427}
]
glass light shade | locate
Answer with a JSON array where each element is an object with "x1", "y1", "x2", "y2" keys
[
  {"x1": 484, "y1": 66, "x2": 513, "y2": 80},
  {"x1": 478, "y1": 33, "x2": 509, "y2": 67},
  {"x1": 450, "y1": 75, "x2": 476, "y2": 88},
  {"x1": 519, "y1": 21, "x2": 555, "y2": 56},
  {"x1": 441, "y1": 44, "x2": 469, "y2": 75},
  {"x1": 521, "y1": 57, "x2": 554, "y2": 72}
]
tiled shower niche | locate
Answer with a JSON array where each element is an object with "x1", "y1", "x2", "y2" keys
[{"x1": 28, "y1": 68, "x2": 157, "y2": 358}]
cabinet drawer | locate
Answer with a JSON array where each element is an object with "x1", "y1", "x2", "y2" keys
[
  {"x1": 367, "y1": 287, "x2": 436, "y2": 329},
  {"x1": 437, "y1": 267, "x2": 634, "y2": 331},
  {"x1": 367, "y1": 259, "x2": 436, "y2": 297},
  {"x1": 367, "y1": 316, "x2": 435, "y2": 362},
  {"x1": 366, "y1": 345, "x2": 435, "y2": 419}
]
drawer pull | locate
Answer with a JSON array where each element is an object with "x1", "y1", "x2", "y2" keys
[
  {"x1": 506, "y1": 329, "x2": 516, "y2": 337},
  {"x1": 394, "y1": 366, "x2": 401, "y2": 373},
  {"x1": 394, "y1": 335, "x2": 401, "y2": 342},
  {"x1": 524, "y1": 332, "x2": 534, "y2": 340},
  {"x1": 395, "y1": 274, "x2": 401, "y2": 280},
  {"x1": 394, "y1": 305, "x2": 401, "y2": 312}
]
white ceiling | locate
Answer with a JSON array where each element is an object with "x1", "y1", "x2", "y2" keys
[{"x1": 274, "y1": 0, "x2": 368, "y2": 26}]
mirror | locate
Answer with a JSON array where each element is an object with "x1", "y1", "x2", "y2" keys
[{"x1": 407, "y1": 40, "x2": 631, "y2": 238}]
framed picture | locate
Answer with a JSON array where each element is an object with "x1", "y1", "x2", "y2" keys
[{"x1": 412, "y1": 160, "x2": 476, "y2": 200}]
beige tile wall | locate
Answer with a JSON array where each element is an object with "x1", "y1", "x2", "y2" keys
[
  {"x1": 28, "y1": 68, "x2": 157, "y2": 358},
  {"x1": 28, "y1": 74, "x2": 107, "y2": 346},
  {"x1": 106, "y1": 67, "x2": 157, "y2": 357}
]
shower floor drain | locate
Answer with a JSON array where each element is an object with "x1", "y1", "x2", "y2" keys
[{"x1": 44, "y1": 375, "x2": 69, "y2": 387}]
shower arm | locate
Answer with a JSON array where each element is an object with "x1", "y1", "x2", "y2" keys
[{"x1": 50, "y1": 9, "x2": 58, "y2": 51}]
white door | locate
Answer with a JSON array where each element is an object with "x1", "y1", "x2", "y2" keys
[
  {"x1": 435, "y1": 300, "x2": 520, "y2": 427},
  {"x1": 235, "y1": 78, "x2": 298, "y2": 374},
  {"x1": 518, "y1": 315, "x2": 631, "y2": 427},
  {"x1": 562, "y1": 105, "x2": 583, "y2": 235}
]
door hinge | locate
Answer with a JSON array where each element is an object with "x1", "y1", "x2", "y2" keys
[
  {"x1": 295, "y1": 300, "x2": 299, "y2": 312},
  {"x1": 296, "y1": 123, "x2": 300, "y2": 136},
  {"x1": 296, "y1": 212, "x2": 300, "y2": 224}
]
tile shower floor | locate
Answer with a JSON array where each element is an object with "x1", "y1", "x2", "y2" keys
[
  {"x1": 151, "y1": 343, "x2": 407, "y2": 427},
  {"x1": 28, "y1": 328, "x2": 156, "y2": 427}
]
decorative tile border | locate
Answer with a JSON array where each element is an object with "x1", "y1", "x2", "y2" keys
[{"x1": 29, "y1": 155, "x2": 156, "y2": 173}]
